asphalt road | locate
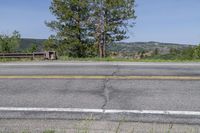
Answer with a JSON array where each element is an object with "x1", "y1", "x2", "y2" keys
[
  {"x1": 1, "y1": 62, "x2": 200, "y2": 124},
  {"x1": 1, "y1": 62, "x2": 200, "y2": 76}
]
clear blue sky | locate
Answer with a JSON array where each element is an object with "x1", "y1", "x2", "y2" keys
[{"x1": 0, "y1": 0, "x2": 200, "y2": 44}]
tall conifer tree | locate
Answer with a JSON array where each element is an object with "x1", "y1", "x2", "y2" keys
[
  {"x1": 46, "y1": 0, "x2": 136, "y2": 57},
  {"x1": 90, "y1": 0, "x2": 136, "y2": 57},
  {"x1": 46, "y1": 0, "x2": 91, "y2": 57}
]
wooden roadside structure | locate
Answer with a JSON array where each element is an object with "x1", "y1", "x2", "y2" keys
[{"x1": 0, "y1": 51, "x2": 57, "y2": 60}]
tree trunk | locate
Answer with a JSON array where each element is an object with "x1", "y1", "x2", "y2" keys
[{"x1": 100, "y1": 0, "x2": 105, "y2": 58}]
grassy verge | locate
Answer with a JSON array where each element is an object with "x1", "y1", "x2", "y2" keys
[
  {"x1": 1, "y1": 56, "x2": 200, "y2": 62},
  {"x1": 59, "y1": 56, "x2": 200, "y2": 62},
  {"x1": 16, "y1": 122, "x2": 198, "y2": 133},
  {"x1": 0, "y1": 57, "x2": 43, "y2": 62},
  {"x1": 1, "y1": 118, "x2": 199, "y2": 133}
]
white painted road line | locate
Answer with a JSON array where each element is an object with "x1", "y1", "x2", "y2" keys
[
  {"x1": 1, "y1": 107, "x2": 200, "y2": 116},
  {"x1": 0, "y1": 107, "x2": 103, "y2": 113}
]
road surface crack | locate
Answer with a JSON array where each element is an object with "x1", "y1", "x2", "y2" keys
[
  {"x1": 101, "y1": 79, "x2": 109, "y2": 111},
  {"x1": 101, "y1": 64, "x2": 119, "y2": 111}
]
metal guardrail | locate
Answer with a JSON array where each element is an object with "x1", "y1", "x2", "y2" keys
[
  {"x1": 0, "y1": 51, "x2": 57, "y2": 60},
  {"x1": 0, "y1": 53, "x2": 34, "y2": 58}
]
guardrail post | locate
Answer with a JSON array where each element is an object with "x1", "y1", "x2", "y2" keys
[{"x1": 32, "y1": 53, "x2": 35, "y2": 60}]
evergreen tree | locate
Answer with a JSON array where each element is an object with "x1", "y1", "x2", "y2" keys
[
  {"x1": 46, "y1": 0, "x2": 91, "y2": 57},
  {"x1": 90, "y1": 0, "x2": 136, "y2": 57},
  {"x1": 46, "y1": 0, "x2": 136, "y2": 58}
]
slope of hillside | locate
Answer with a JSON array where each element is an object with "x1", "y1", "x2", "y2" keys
[
  {"x1": 19, "y1": 38, "x2": 193, "y2": 54},
  {"x1": 108, "y1": 42, "x2": 192, "y2": 54},
  {"x1": 19, "y1": 38, "x2": 45, "y2": 51}
]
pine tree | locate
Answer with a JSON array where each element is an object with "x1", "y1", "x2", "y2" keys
[
  {"x1": 90, "y1": 0, "x2": 136, "y2": 57},
  {"x1": 46, "y1": 0, "x2": 91, "y2": 57},
  {"x1": 46, "y1": 0, "x2": 136, "y2": 58}
]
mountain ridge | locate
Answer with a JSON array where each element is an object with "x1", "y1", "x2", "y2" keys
[{"x1": 19, "y1": 38, "x2": 193, "y2": 54}]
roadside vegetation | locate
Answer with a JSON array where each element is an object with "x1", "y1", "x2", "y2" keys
[
  {"x1": 0, "y1": 31, "x2": 200, "y2": 62},
  {"x1": 0, "y1": 0, "x2": 200, "y2": 62},
  {"x1": 0, "y1": 31, "x2": 21, "y2": 53},
  {"x1": 6, "y1": 121, "x2": 200, "y2": 133},
  {"x1": 44, "y1": 0, "x2": 136, "y2": 58}
]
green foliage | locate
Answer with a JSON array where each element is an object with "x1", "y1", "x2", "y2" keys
[
  {"x1": 43, "y1": 35, "x2": 58, "y2": 51},
  {"x1": 153, "y1": 48, "x2": 159, "y2": 55},
  {"x1": 147, "y1": 54, "x2": 178, "y2": 60},
  {"x1": 148, "y1": 44, "x2": 200, "y2": 60},
  {"x1": 19, "y1": 38, "x2": 44, "y2": 51},
  {"x1": 193, "y1": 44, "x2": 200, "y2": 59},
  {"x1": 0, "y1": 31, "x2": 21, "y2": 53},
  {"x1": 46, "y1": 0, "x2": 92, "y2": 57},
  {"x1": 169, "y1": 48, "x2": 181, "y2": 55},
  {"x1": 43, "y1": 130, "x2": 55, "y2": 133},
  {"x1": 179, "y1": 47, "x2": 194, "y2": 60},
  {"x1": 26, "y1": 43, "x2": 38, "y2": 53},
  {"x1": 89, "y1": 0, "x2": 136, "y2": 57},
  {"x1": 46, "y1": 0, "x2": 136, "y2": 57},
  {"x1": 108, "y1": 42, "x2": 190, "y2": 54},
  {"x1": 105, "y1": 0, "x2": 136, "y2": 42},
  {"x1": 66, "y1": 41, "x2": 87, "y2": 57}
]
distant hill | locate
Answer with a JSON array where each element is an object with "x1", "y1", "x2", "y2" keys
[
  {"x1": 19, "y1": 38, "x2": 193, "y2": 54},
  {"x1": 19, "y1": 38, "x2": 45, "y2": 51},
  {"x1": 108, "y1": 41, "x2": 193, "y2": 55}
]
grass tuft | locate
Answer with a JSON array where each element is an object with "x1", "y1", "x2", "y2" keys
[{"x1": 42, "y1": 130, "x2": 55, "y2": 133}]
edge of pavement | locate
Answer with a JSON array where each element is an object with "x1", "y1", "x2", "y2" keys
[
  {"x1": 1, "y1": 61, "x2": 200, "y2": 66},
  {"x1": 1, "y1": 107, "x2": 200, "y2": 125}
]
